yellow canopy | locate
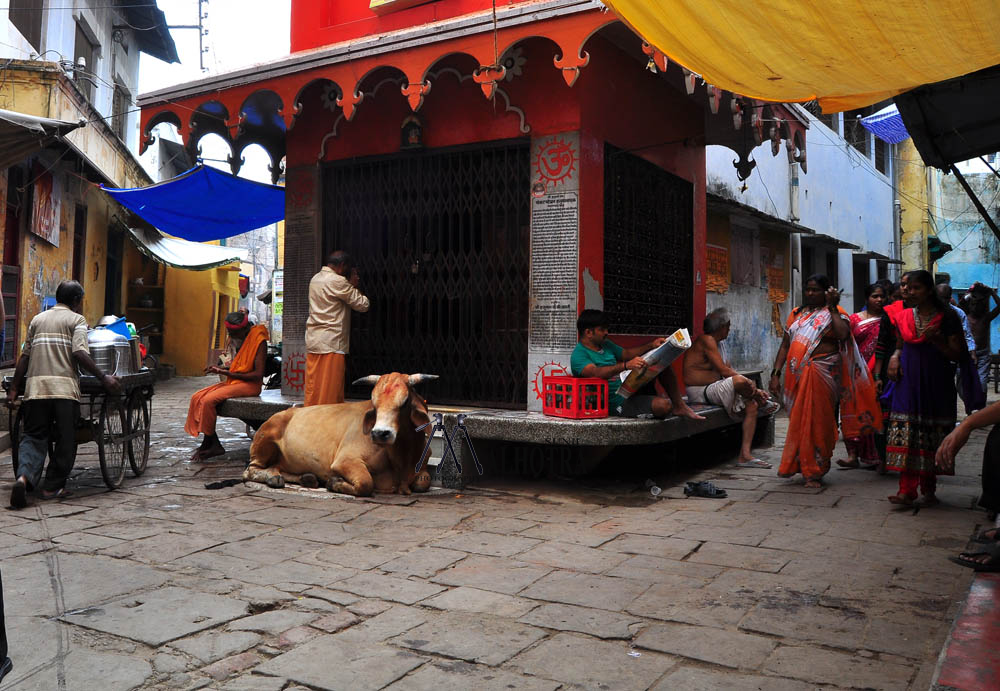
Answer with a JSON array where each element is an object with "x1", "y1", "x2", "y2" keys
[{"x1": 602, "y1": 0, "x2": 1000, "y2": 112}]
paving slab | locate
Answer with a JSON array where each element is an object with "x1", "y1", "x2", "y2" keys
[
  {"x1": 391, "y1": 612, "x2": 547, "y2": 666},
  {"x1": 605, "y1": 553, "x2": 723, "y2": 582},
  {"x1": 336, "y1": 605, "x2": 430, "y2": 643},
  {"x1": 507, "y1": 632, "x2": 676, "y2": 689},
  {"x1": 635, "y1": 621, "x2": 777, "y2": 669},
  {"x1": 379, "y1": 547, "x2": 467, "y2": 578},
  {"x1": 518, "y1": 602, "x2": 640, "y2": 639},
  {"x1": 229, "y1": 610, "x2": 319, "y2": 634},
  {"x1": 385, "y1": 660, "x2": 560, "y2": 691},
  {"x1": 206, "y1": 535, "x2": 325, "y2": 565},
  {"x1": 517, "y1": 539, "x2": 630, "y2": 573},
  {"x1": 170, "y1": 630, "x2": 263, "y2": 663},
  {"x1": 520, "y1": 570, "x2": 650, "y2": 611},
  {"x1": 61, "y1": 586, "x2": 249, "y2": 646},
  {"x1": 651, "y1": 666, "x2": 821, "y2": 691},
  {"x1": 687, "y1": 541, "x2": 793, "y2": 573},
  {"x1": 6, "y1": 648, "x2": 153, "y2": 691},
  {"x1": 422, "y1": 585, "x2": 537, "y2": 617},
  {"x1": 430, "y1": 556, "x2": 551, "y2": 595},
  {"x1": 254, "y1": 636, "x2": 426, "y2": 690},
  {"x1": 740, "y1": 601, "x2": 868, "y2": 650},
  {"x1": 763, "y1": 644, "x2": 914, "y2": 690},
  {"x1": 311, "y1": 542, "x2": 406, "y2": 570},
  {"x1": 627, "y1": 583, "x2": 752, "y2": 629},
  {"x1": 599, "y1": 533, "x2": 701, "y2": 560},
  {"x1": 429, "y1": 530, "x2": 540, "y2": 557},
  {"x1": 334, "y1": 571, "x2": 446, "y2": 604},
  {"x1": 218, "y1": 674, "x2": 288, "y2": 691},
  {"x1": 100, "y1": 531, "x2": 224, "y2": 563}
]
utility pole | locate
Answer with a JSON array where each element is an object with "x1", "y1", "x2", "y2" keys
[{"x1": 168, "y1": 0, "x2": 210, "y2": 72}]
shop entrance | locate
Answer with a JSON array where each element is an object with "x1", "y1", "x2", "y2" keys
[{"x1": 323, "y1": 140, "x2": 531, "y2": 407}]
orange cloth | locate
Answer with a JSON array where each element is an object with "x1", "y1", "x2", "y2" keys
[
  {"x1": 184, "y1": 324, "x2": 268, "y2": 437},
  {"x1": 778, "y1": 307, "x2": 882, "y2": 481},
  {"x1": 304, "y1": 352, "x2": 346, "y2": 406}
]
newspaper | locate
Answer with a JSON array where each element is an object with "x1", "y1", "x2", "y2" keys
[{"x1": 615, "y1": 328, "x2": 692, "y2": 413}]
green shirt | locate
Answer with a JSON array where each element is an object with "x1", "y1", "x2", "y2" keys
[{"x1": 571, "y1": 339, "x2": 625, "y2": 410}]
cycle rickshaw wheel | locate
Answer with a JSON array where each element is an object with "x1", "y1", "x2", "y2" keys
[
  {"x1": 126, "y1": 390, "x2": 151, "y2": 476},
  {"x1": 98, "y1": 397, "x2": 128, "y2": 489}
]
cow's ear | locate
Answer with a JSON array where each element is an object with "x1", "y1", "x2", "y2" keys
[
  {"x1": 410, "y1": 405, "x2": 430, "y2": 432},
  {"x1": 362, "y1": 408, "x2": 377, "y2": 436}
]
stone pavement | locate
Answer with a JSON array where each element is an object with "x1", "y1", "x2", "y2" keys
[{"x1": 0, "y1": 376, "x2": 991, "y2": 690}]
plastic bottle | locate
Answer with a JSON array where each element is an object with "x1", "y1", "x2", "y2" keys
[{"x1": 644, "y1": 478, "x2": 662, "y2": 497}]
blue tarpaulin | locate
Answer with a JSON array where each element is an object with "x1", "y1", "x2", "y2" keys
[
  {"x1": 860, "y1": 104, "x2": 910, "y2": 144},
  {"x1": 102, "y1": 165, "x2": 284, "y2": 242}
]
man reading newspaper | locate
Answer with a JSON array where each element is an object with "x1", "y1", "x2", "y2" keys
[{"x1": 570, "y1": 310, "x2": 703, "y2": 420}]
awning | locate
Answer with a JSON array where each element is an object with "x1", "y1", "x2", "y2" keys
[
  {"x1": 707, "y1": 193, "x2": 815, "y2": 236},
  {"x1": 0, "y1": 108, "x2": 85, "y2": 170},
  {"x1": 801, "y1": 233, "x2": 860, "y2": 250},
  {"x1": 894, "y1": 64, "x2": 1000, "y2": 170},
  {"x1": 102, "y1": 165, "x2": 285, "y2": 242},
  {"x1": 860, "y1": 105, "x2": 909, "y2": 144},
  {"x1": 601, "y1": 0, "x2": 1000, "y2": 112},
  {"x1": 127, "y1": 226, "x2": 248, "y2": 271},
  {"x1": 854, "y1": 250, "x2": 904, "y2": 265},
  {"x1": 125, "y1": 0, "x2": 180, "y2": 64}
]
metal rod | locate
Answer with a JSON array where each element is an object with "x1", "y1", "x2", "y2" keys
[{"x1": 950, "y1": 164, "x2": 1000, "y2": 242}]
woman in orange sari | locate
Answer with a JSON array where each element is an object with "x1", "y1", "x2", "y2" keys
[
  {"x1": 769, "y1": 275, "x2": 882, "y2": 487},
  {"x1": 186, "y1": 312, "x2": 269, "y2": 460}
]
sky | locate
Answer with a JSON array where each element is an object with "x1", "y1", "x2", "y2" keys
[{"x1": 139, "y1": 0, "x2": 292, "y2": 183}]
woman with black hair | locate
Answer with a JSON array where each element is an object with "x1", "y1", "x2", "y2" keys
[
  {"x1": 770, "y1": 275, "x2": 881, "y2": 487},
  {"x1": 884, "y1": 269, "x2": 967, "y2": 506}
]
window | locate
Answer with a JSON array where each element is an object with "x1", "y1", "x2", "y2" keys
[
  {"x1": 803, "y1": 101, "x2": 837, "y2": 132},
  {"x1": 112, "y1": 82, "x2": 131, "y2": 141},
  {"x1": 72, "y1": 205, "x2": 87, "y2": 282},
  {"x1": 9, "y1": 0, "x2": 43, "y2": 52},
  {"x1": 844, "y1": 108, "x2": 870, "y2": 157},
  {"x1": 875, "y1": 137, "x2": 888, "y2": 175},
  {"x1": 74, "y1": 22, "x2": 98, "y2": 101}
]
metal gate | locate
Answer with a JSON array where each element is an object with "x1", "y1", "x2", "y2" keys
[
  {"x1": 603, "y1": 145, "x2": 693, "y2": 333},
  {"x1": 323, "y1": 141, "x2": 531, "y2": 407}
]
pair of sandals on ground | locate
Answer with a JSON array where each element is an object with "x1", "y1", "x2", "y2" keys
[{"x1": 952, "y1": 526, "x2": 1000, "y2": 572}]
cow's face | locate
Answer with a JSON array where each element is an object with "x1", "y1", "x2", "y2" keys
[{"x1": 356, "y1": 373, "x2": 436, "y2": 445}]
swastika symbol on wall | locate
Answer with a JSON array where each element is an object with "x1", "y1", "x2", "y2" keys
[{"x1": 284, "y1": 353, "x2": 306, "y2": 392}]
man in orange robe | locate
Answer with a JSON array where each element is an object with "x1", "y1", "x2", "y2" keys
[{"x1": 186, "y1": 312, "x2": 269, "y2": 460}]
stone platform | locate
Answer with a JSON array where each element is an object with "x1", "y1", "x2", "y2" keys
[{"x1": 217, "y1": 391, "x2": 773, "y2": 489}]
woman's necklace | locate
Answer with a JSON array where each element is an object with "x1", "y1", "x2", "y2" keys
[{"x1": 914, "y1": 306, "x2": 937, "y2": 336}]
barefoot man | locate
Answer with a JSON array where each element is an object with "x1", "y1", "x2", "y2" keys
[
  {"x1": 684, "y1": 308, "x2": 779, "y2": 468},
  {"x1": 570, "y1": 310, "x2": 703, "y2": 421},
  {"x1": 186, "y1": 312, "x2": 269, "y2": 460}
]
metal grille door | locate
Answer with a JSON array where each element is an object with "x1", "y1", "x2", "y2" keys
[
  {"x1": 603, "y1": 145, "x2": 693, "y2": 333},
  {"x1": 324, "y1": 142, "x2": 531, "y2": 407}
]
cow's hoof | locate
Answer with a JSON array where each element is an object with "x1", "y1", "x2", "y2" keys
[
  {"x1": 300, "y1": 473, "x2": 319, "y2": 489},
  {"x1": 265, "y1": 474, "x2": 285, "y2": 489}
]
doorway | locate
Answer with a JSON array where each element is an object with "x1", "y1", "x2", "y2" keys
[{"x1": 323, "y1": 141, "x2": 531, "y2": 407}]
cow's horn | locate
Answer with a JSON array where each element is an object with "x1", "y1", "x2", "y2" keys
[
  {"x1": 352, "y1": 375, "x2": 381, "y2": 386},
  {"x1": 408, "y1": 374, "x2": 440, "y2": 386}
]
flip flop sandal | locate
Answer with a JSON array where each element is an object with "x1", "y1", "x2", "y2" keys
[
  {"x1": 737, "y1": 458, "x2": 772, "y2": 469},
  {"x1": 9, "y1": 481, "x2": 26, "y2": 509},
  {"x1": 41, "y1": 488, "x2": 72, "y2": 500},
  {"x1": 684, "y1": 481, "x2": 728, "y2": 499},
  {"x1": 761, "y1": 400, "x2": 781, "y2": 415},
  {"x1": 950, "y1": 545, "x2": 1000, "y2": 572},
  {"x1": 836, "y1": 459, "x2": 861, "y2": 469},
  {"x1": 888, "y1": 493, "x2": 916, "y2": 506}
]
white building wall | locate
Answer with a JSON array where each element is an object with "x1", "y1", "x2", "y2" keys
[
  {"x1": 2, "y1": 2, "x2": 145, "y2": 152},
  {"x1": 706, "y1": 110, "x2": 895, "y2": 255}
]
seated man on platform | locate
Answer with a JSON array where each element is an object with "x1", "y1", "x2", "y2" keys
[
  {"x1": 186, "y1": 312, "x2": 269, "y2": 460},
  {"x1": 684, "y1": 308, "x2": 778, "y2": 468},
  {"x1": 570, "y1": 309, "x2": 703, "y2": 420}
]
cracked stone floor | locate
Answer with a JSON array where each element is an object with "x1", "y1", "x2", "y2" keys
[{"x1": 0, "y1": 376, "x2": 991, "y2": 690}]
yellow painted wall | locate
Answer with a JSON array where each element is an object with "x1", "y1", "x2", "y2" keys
[
  {"x1": 277, "y1": 219, "x2": 285, "y2": 267},
  {"x1": 898, "y1": 138, "x2": 930, "y2": 271},
  {"x1": 163, "y1": 265, "x2": 241, "y2": 375}
]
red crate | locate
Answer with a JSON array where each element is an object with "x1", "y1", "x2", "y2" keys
[{"x1": 541, "y1": 376, "x2": 609, "y2": 419}]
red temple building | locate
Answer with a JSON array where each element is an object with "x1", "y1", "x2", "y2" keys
[{"x1": 138, "y1": 0, "x2": 807, "y2": 410}]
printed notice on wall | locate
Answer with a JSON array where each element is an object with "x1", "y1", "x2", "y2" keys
[{"x1": 529, "y1": 192, "x2": 579, "y2": 351}]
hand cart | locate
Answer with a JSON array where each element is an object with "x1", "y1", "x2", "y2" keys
[{"x1": 4, "y1": 370, "x2": 155, "y2": 490}]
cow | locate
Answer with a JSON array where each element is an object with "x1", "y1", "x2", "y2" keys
[{"x1": 242, "y1": 373, "x2": 438, "y2": 496}]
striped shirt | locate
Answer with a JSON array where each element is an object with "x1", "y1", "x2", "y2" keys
[{"x1": 21, "y1": 304, "x2": 90, "y2": 401}]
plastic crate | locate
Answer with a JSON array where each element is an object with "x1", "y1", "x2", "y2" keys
[{"x1": 542, "y1": 375, "x2": 609, "y2": 419}]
